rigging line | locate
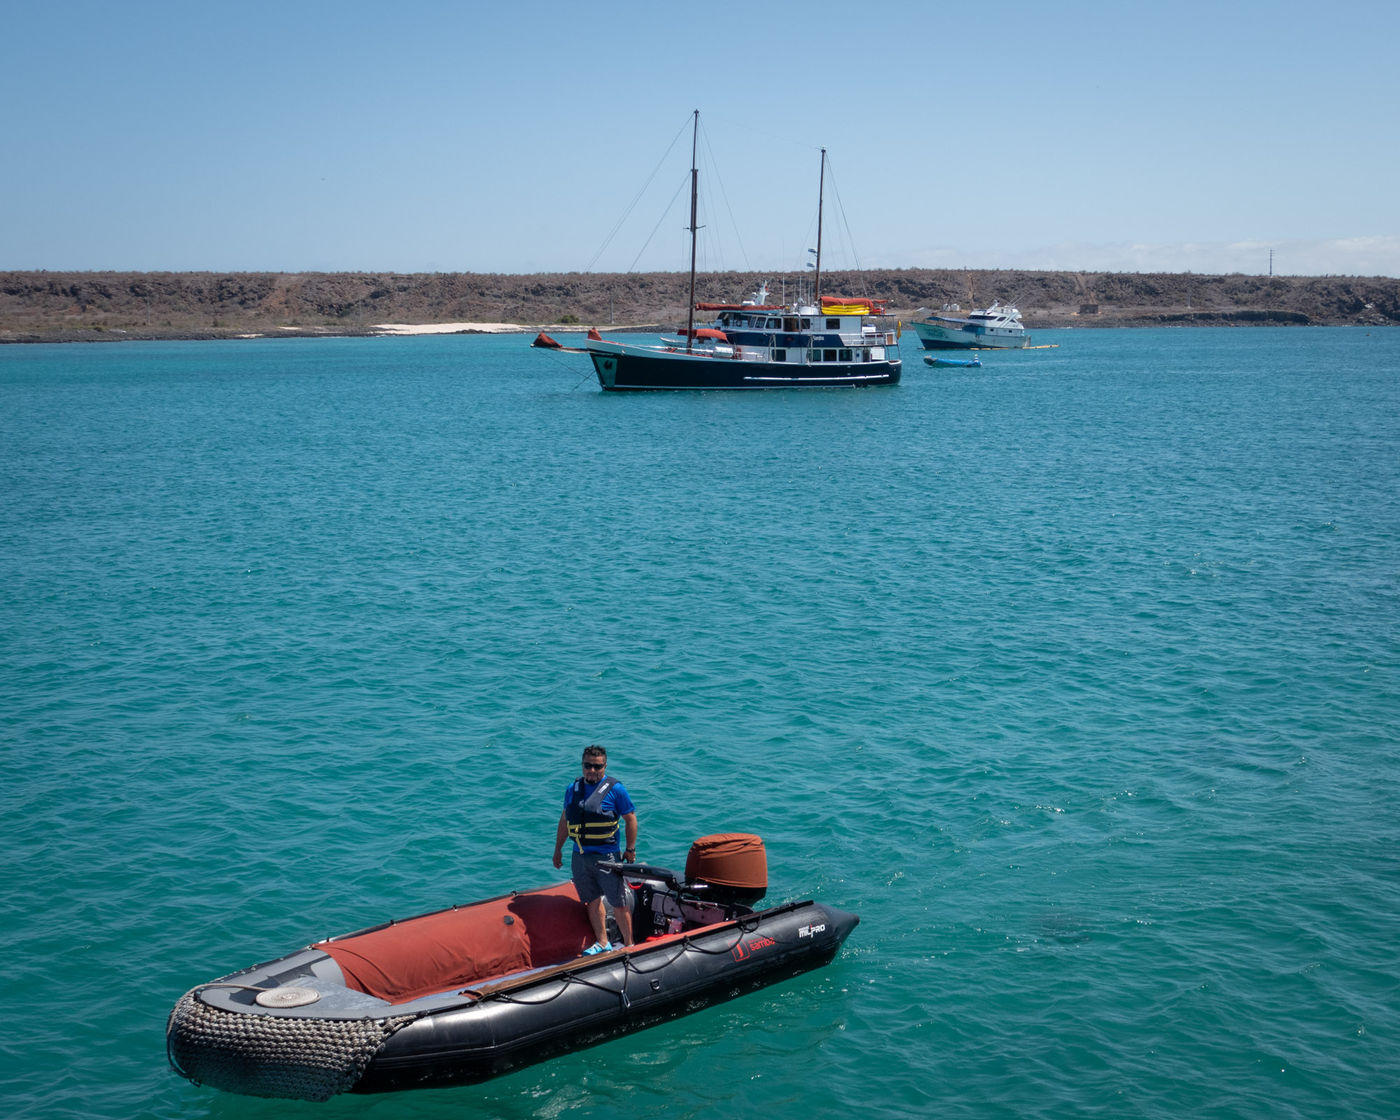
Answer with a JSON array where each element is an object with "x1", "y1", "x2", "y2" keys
[
  {"x1": 788, "y1": 143, "x2": 828, "y2": 286},
  {"x1": 489, "y1": 954, "x2": 642, "y2": 1006},
  {"x1": 569, "y1": 365, "x2": 596, "y2": 391},
  {"x1": 626, "y1": 172, "x2": 690, "y2": 274},
  {"x1": 696, "y1": 118, "x2": 750, "y2": 274},
  {"x1": 822, "y1": 155, "x2": 866, "y2": 277},
  {"x1": 489, "y1": 978, "x2": 578, "y2": 1006},
  {"x1": 622, "y1": 942, "x2": 693, "y2": 973},
  {"x1": 676, "y1": 915, "x2": 764, "y2": 956},
  {"x1": 584, "y1": 112, "x2": 695, "y2": 272},
  {"x1": 482, "y1": 923, "x2": 761, "y2": 1008},
  {"x1": 534, "y1": 342, "x2": 600, "y2": 389}
]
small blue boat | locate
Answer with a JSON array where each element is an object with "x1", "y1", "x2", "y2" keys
[{"x1": 924, "y1": 355, "x2": 982, "y2": 368}]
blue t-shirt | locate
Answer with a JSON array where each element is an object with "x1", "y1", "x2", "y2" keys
[{"x1": 564, "y1": 777, "x2": 636, "y2": 854}]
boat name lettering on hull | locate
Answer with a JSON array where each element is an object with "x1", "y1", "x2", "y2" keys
[{"x1": 732, "y1": 934, "x2": 777, "y2": 961}]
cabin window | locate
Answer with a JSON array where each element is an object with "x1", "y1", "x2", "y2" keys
[
  {"x1": 783, "y1": 317, "x2": 799, "y2": 332},
  {"x1": 823, "y1": 349, "x2": 838, "y2": 362},
  {"x1": 839, "y1": 349, "x2": 852, "y2": 362},
  {"x1": 801, "y1": 318, "x2": 812, "y2": 329},
  {"x1": 826, "y1": 318, "x2": 841, "y2": 329},
  {"x1": 773, "y1": 349, "x2": 787, "y2": 362}
]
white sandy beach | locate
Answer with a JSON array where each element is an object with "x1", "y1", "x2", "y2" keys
[{"x1": 371, "y1": 322, "x2": 528, "y2": 335}]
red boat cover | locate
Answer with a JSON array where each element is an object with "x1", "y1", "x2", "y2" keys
[
  {"x1": 532, "y1": 332, "x2": 562, "y2": 349},
  {"x1": 685, "y1": 833, "x2": 767, "y2": 892},
  {"x1": 314, "y1": 883, "x2": 594, "y2": 1003}
]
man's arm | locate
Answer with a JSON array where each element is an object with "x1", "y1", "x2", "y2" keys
[{"x1": 552, "y1": 810, "x2": 569, "y2": 869}]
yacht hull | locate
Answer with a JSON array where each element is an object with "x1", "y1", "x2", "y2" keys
[
  {"x1": 589, "y1": 345, "x2": 900, "y2": 391},
  {"x1": 912, "y1": 319, "x2": 1029, "y2": 349}
]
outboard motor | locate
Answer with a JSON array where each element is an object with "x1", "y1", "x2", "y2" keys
[
  {"x1": 608, "y1": 834, "x2": 770, "y2": 936},
  {"x1": 683, "y1": 833, "x2": 768, "y2": 907}
]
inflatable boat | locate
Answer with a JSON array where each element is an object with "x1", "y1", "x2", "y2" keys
[{"x1": 167, "y1": 834, "x2": 858, "y2": 1100}]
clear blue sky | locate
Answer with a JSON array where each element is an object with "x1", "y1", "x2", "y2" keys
[{"x1": 4, "y1": 0, "x2": 1397, "y2": 277}]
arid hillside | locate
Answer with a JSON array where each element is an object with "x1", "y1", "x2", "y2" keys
[{"x1": 2, "y1": 269, "x2": 1397, "y2": 342}]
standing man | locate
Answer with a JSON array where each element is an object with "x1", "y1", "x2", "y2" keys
[{"x1": 553, "y1": 744, "x2": 638, "y2": 953}]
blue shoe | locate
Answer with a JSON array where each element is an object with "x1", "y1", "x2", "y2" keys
[{"x1": 583, "y1": 941, "x2": 612, "y2": 955}]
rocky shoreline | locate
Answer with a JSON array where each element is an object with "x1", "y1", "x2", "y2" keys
[{"x1": 3, "y1": 268, "x2": 1397, "y2": 343}]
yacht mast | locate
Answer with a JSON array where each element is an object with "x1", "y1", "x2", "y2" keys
[
  {"x1": 813, "y1": 148, "x2": 826, "y2": 306},
  {"x1": 686, "y1": 109, "x2": 699, "y2": 353}
]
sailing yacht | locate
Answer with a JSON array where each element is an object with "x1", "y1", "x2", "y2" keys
[{"x1": 536, "y1": 111, "x2": 901, "y2": 391}]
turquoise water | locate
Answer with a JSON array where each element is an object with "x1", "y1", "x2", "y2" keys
[{"x1": 3, "y1": 327, "x2": 1399, "y2": 1119}]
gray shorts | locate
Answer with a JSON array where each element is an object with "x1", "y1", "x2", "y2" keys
[{"x1": 571, "y1": 850, "x2": 624, "y2": 906}]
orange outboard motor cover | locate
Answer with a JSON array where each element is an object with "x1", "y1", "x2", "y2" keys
[{"x1": 684, "y1": 833, "x2": 767, "y2": 904}]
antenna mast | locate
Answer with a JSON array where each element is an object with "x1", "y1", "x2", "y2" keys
[
  {"x1": 814, "y1": 148, "x2": 826, "y2": 306},
  {"x1": 687, "y1": 109, "x2": 699, "y2": 352}
]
